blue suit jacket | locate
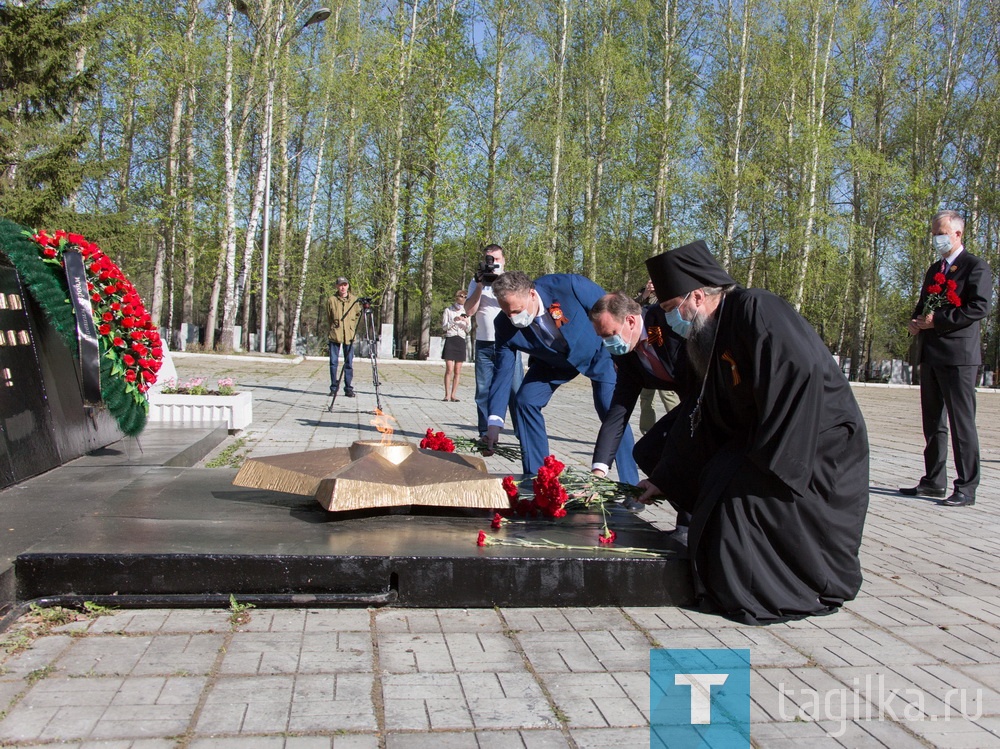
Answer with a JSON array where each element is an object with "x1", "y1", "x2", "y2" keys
[{"x1": 487, "y1": 274, "x2": 614, "y2": 418}]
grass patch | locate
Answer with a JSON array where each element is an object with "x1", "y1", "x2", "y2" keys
[
  {"x1": 228, "y1": 594, "x2": 255, "y2": 628},
  {"x1": 206, "y1": 437, "x2": 248, "y2": 468}
]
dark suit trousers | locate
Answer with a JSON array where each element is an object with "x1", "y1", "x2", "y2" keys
[{"x1": 919, "y1": 363, "x2": 980, "y2": 496}]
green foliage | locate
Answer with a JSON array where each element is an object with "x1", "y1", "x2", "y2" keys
[{"x1": 0, "y1": 0, "x2": 99, "y2": 226}]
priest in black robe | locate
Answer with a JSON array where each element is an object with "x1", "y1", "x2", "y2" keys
[{"x1": 637, "y1": 240, "x2": 870, "y2": 625}]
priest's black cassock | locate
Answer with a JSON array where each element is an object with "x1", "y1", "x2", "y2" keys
[{"x1": 645, "y1": 243, "x2": 870, "y2": 625}]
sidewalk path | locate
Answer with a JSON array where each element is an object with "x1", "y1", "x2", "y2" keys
[{"x1": 0, "y1": 355, "x2": 998, "y2": 748}]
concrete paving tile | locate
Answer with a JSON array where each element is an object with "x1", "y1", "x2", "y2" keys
[
  {"x1": 220, "y1": 631, "x2": 371, "y2": 675},
  {"x1": 937, "y1": 596, "x2": 1000, "y2": 624},
  {"x1": 302, "y1": 608, "x2": 373, "y2": 632},
  {"x1": 710, "y1": 627, "x2": 811, "y2": 668},
  {"x1": 904, "y1": 720, "x2": 1000, "y2": 749},
  {"x1": 499, "y1": 609, "x2": 574, "y2": 633},
  {"x1": 621, "y1": 606, "x2": 700, "y2": 630},
  {"x1": 376, "y1": 609, "x2": 445, "y2": 633},
  {"x1": 444, "y1": 633, "x2": 527, "y2": 672},
  {"x1": 752, "y1": 666, "x2": 868, "y2": 724},
  {"x1": 542, "y1": 672, "x2": 644, "y2": 728},
  {"x1": 86, "y1": 609, "x2": 229, "y2": 634},
  {"x1": 848, "y1": 595, "x2": 984, "y2": 628},
  {"x1": 385, "y1": 733, "x2": 568, "y2": 749},
  {"x1": 77, "y1": 740, "x2": 178, "y2": 749},
  {"x1": 773, "y1": 627, "x2": 932, "y2": 668},
  {"x1": 0, "y1": 678, "x2": 25, "y2": 712},
  {"x1": 196, "y1": 674, "x2": 294, "y2": 733},
  {"x1": 887, "y1": 623, "x2": 1000, "y2": 665},
  {"x1": 514, "y1": 632, "x2": 604, "y2": 673},
  {"x1": 437, "y1": 608, "x2": 506, "y2": 633},
  {"x1": 132, "y1": 633, "x2": 225, "y2": 675},
  {"x1": 570, "y1": 727, "x2": 650, "y2": 748},
  {"x1": 56, "y1": 636, "x2": 153, "y2": 676},
  {"x1": 378, "y1": 632, "x2": 454, "y2": 673},
  {"x1": 0, "y1": 633, "x2": 75, "y2": 677},
  {"x1": 238, "y1": 608, "x2": 308, "y2": 632},
  {"x1": 0, "y1": 675, "x2": 204, "y2": 742}
]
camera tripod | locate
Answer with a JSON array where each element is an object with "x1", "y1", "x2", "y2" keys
[{"x1": 328, "y1": 300, "x2": 383, "y2": 413}]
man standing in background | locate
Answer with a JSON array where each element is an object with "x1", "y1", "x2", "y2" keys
[
  {"x1": 465, "y1": 244, "x2": 521, "y2": 440},
  {"x1": 900, "y1": 209, "x2": 991, "y2": 507},
  {"x1": 327, "y1": 277, "x2": 361, "y2": 397}
]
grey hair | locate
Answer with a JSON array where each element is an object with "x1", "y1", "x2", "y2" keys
[
  {"x1": 933, "y1": 209, "x2": 965, "y2": 232},
  {"x1": 700, "y1": 285, "x2": 736, "y2": 297},
  {"x1": 491, "y1": 270, "x2": 533, "y2": 300}
]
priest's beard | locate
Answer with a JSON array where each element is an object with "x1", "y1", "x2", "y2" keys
[{"x1": 686, "y1": 310, "x2": 719, "y2": 380}]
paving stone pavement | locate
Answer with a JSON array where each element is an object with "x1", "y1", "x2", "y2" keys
[{"x1": 1, "y1": 353, "x2": 1000, "y2": 748}]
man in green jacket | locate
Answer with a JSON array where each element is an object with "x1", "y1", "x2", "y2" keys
[{"x1": 327, "y1": 277, "x2": 361, "y2": 396}]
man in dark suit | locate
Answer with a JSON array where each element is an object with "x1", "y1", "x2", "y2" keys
[
  {"x1": 588, "y1": 292, "x2": 690, "y2": 517},
  {"x1": 901, "y1": 209, "x2": 992, "y2": 507},
  {"x1": 483, "y1": 271, "x2": 639, "y2": 483},
  {"x1": 588, "y1": 292, "x2": 690, "y2": 478}
]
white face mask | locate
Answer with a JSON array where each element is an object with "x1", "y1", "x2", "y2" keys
[
  {"x1": 508, "y1": 293, "x2": 536, "y2": 328},
  {"x1": 510, "y1": 308, "x2": 535, "y2": 328},
  {"x1": 932, "y1": 234, "x2": 952, "y2": 256}
]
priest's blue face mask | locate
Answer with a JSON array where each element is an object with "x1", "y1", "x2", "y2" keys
[
  {"x1": 664, "y1": 292, "x2": 694, "y2": 339},
  {"x1": 602, "y1": 315, "x2": 637, "y2": 355}
]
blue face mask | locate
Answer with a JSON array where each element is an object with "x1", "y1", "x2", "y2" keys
[
  {"x1": 664, "y1": 294, "x2": 693, "y2": 339},
  {"x1": 602, "y1": 316, "x2": 636, "y2": 356},
  {"x1": 932, "y1": 234, "x2": 952, "y2": 256}
]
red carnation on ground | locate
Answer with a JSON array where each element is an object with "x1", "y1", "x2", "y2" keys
[
  {"x1": 476, "y1": 530, "x2": 488, "y2": 547},
  {"x1": 599, "y1": 529, "x2": 617, "y2": 544}
]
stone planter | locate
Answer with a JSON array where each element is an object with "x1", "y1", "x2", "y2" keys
[{"x1": 147, "y1": 391, "x2": 252, "y2": 431}]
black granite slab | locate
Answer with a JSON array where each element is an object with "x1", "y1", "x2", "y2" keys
[{"x1": 15, "y1": 468, "x2": 692, "y2": 608}]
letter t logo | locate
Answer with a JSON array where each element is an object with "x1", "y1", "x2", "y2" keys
[{"x1": 674, "y1": 673, "x2": 730, "y2": 724}]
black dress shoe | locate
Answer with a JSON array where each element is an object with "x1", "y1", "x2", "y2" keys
[
  {"x1": 898, "y1": 483, "x2": 946, "y2": 498},
  {"x1": 344, "y1": 389, "x2": 356, "y2": 398},
  {"x1": 939, "y1": 491, "x2": 975, "y2": 507}
]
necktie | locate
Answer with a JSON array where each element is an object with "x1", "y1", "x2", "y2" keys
[
  {"x1": 940, "y1": 258, "x2": 948, "y2": 274},
  {"x1": 638, "y1": 340, "x2": 672, "y2": 382}
]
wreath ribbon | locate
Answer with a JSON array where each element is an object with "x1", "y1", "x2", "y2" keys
[{"x1": 62, "y1": 247, "x2": 102, "y2": 403}]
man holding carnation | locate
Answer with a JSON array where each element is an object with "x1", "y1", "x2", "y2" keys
[{"x1": 900, "y1": 209, "x2": 991, "y2": 507}]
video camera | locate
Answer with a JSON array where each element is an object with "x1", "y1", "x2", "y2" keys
[
  {"x1": 474, "y1": 256, "x2": 501, "y2": 284},
  {"x1": 358, "y1": 297, "x2": 374, "y2": 310}
]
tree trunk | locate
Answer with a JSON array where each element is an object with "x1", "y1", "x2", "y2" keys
[{"x1": 543, "y1": 0, "x2": 569, "y2": 273}]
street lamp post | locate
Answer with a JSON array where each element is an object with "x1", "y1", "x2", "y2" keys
[{"x1": 237, "y1": 3, "x2": 330, "y2": 353}]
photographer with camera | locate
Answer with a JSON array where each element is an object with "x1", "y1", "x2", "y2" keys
[
  {"x1": 327, "y1": 277, "x2": 361, "y2": 397},
  {"x1": 465, "y1": 244, "x2": 522, "y2": 440}
]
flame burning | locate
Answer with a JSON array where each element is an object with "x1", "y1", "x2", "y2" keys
[{"x1": 371, "y1": 408, "x2": 398, "y2": 446}]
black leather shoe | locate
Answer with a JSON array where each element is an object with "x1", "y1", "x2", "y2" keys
[
  {"x1": 898, "y1": 483, "x2": 946, "y2": 498},
  {"x1": 939, "y1": 491, "x2": 975, "y2": 507},
  {"x1": 344, "y1": 389, "x2": 356, "y2": 398}
]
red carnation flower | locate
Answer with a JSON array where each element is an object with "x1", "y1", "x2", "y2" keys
[
  {"x1": 124, "y1": 370, "x2": 137, "y2": 383},
  {"x1": 477, "y1": 530, "x2": 488, "y2": 547},
  {"x1": 113, "y1": 337, "x2": 125, "y2": 347},
  {"x1": 947, "y1": 291, "x2": 962, "y2": 307},
  {"x1": 599, "y1": 529, "x2": 617, "y2": 544},
  {"x1": 42, "y1": 248, "x2": 57, "y2": 258},
  {"x1": 98, "y1": 324, "x2": 111, "y2": 335},
  {"x1": 934, "y1": 272, "x2": 946, "y2": 284},
  {"x1": 104, "y1": 285, "x2": 117, "y2": 295},
  {"x1": 927, "y1": 284, "x2": 942, "y2": 295},
  {"x1": 123, "y1": 354, "x2": 136, "y2": 366},
  {"x1": 491, "y1": 513, "x2": 504, "y2": 530},
  {"x1": 946, "y1": 279, "x2": 958, "y2": 291}
]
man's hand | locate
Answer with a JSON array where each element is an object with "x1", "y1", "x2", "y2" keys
[
  {"x1": 636, "y1": 479, "x2": 664, "y2": 504},
  {"x1": 483, "y1": 425, "x2": 502, "y2": 456},
  {"x1": 909, "y1": 313, "x2": 934, "y2": 334},
  {"x1": 591, "y1": 468, "x2": 607, "y2": 478}
]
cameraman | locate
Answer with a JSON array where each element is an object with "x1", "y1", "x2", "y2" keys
[
  {"x1": 465, "y1": 244, "x2": 521, "y2": 440},
  {"x1": 327, "y1": 276, "x2": 361, "y2": 397}
]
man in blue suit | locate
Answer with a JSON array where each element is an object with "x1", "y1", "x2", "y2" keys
[{"x1": 483, "y1": 271, "x2": 639, "y2": 483}]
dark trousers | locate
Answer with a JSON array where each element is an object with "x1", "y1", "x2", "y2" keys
[
  {"x1": 329, "y1": 341, "x2": 354, "y2": 392},
  {"x1": 919, "y1": 363, "x2": 980, "y2": 496},
  {"x1": 634, "y1": 409, "x2": 692, "y2": 527}
]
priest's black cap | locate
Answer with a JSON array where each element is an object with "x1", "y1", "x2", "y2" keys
[{"x1": 645, "y1": 240, "x2": 737, "y2": 301}]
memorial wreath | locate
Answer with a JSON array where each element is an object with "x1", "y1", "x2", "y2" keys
[{"x1": 0, "y1": 220, "x2": 162, "y2": 436}]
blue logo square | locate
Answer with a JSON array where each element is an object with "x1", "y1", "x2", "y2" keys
[{"x1": 650, "y1": 648, "x2": 751, "y2": 749}]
